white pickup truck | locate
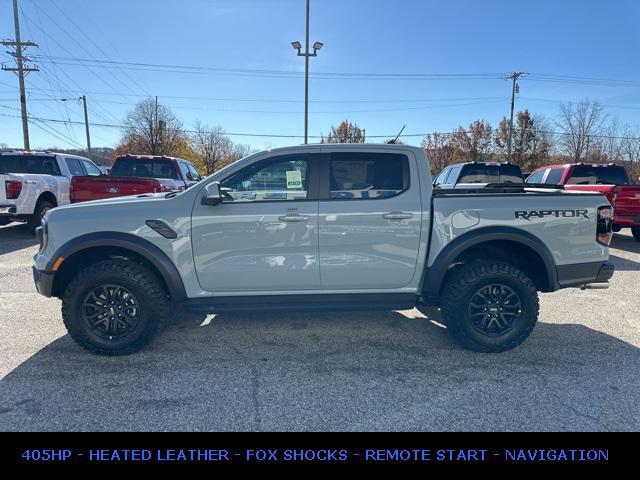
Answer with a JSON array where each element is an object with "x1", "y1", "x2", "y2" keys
[{"x1": 0, "y1": 151, "x2": 102, "y2": 232}]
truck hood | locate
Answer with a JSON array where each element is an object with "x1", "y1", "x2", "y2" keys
[{"x1": 57, "y1": 192, "x2": 168, "y2": 210}]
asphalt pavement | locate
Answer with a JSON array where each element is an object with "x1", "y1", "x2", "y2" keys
[{"x1": 0, "y1": 221, "x2": 638, "y2": 431}]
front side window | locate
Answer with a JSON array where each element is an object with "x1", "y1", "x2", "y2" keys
[
  {"x1": 221, "y1": 155, "x2": 309, "y2": 202},
  {"x1": 329, "y1": 152, "x2": 409, "y2": 199},
  {"x1": 81, "y1": 159, "x2": 102, "y2": 176},
  {"x1": 526, "y1": 170, "x2": 545, "y2": 183},
  {"x1": 434, "y1": 168, "x2": 449, "y2": 187},
  {"x1": 187, "y1": 163, "x2": 202, "y2": 181}
]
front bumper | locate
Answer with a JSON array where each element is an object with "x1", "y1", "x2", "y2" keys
[
  {"x1": 32, "y1": 267, "x2": 55, "y2": 298},
  {"x1": 556, "y1": 260, "x2": 615, "y2": 288}
]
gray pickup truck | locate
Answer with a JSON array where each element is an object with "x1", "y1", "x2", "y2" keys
[{"x1": 32, "y1": 144, "x2": 615, "y2": 355}]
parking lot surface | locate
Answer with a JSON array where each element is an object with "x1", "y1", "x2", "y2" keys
[{"x1": 0, "y1": 222, "x2": 638, "y2": 431}]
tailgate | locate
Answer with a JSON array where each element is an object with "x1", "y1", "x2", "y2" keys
[{"x1": 71, "y1": 176, "x2": 160, "y2": 203}]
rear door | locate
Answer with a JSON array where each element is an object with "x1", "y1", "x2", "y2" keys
[
  {"x1": 192, "y1": 150, "x2": 322, "y2": 293},
  {"x1": 317, "y1": 149, "x2": 422, "y2": 290}
]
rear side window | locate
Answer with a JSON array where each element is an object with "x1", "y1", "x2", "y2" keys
[
  {"x1": 544, "y1": 168, "x2": 564, "y2": 185},
  {"x1": 65, "y1": 157, "x2": 84, "y2": 176},
  {"x1": 458, "y1": 164, "x2": 523, "y2": 184},
  {"x1": 567, "y1": 166, "x2": 629, "y2": 185},
  {"x1": 329, "y1": 152, "x2": 409, "y2": 199},
  {"x1": 111, "y1": 158, "x2": 179, "y2": 179},
  {"x1": 0, "y1": 155, "x2": 61, "y2": 176}
]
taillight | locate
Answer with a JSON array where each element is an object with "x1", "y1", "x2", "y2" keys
[
  {"x1": 597, "y1": 206, "x2": 613, "y2": 246},
  {"x1": 5, "y1": 180, "x2": 22, "y2": 199}
]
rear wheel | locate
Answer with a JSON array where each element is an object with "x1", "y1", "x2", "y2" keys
[
  {"x1": 62, "y1": 259, "x2": 170, "y2": 355},
  {"x1": 632, "y1": 226, "x2": 640, "y2": 241},
  {"x1": 441, "y1": 261, "x2": 539, "y2": 352},
  {"x1": 27, "y1": 200, "x2": 54, "y2": 234}
]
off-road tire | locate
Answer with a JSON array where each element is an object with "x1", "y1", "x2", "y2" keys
[
  {"x1": 632, "y1": 226, "x2": 640, "y2": 241},
  {"x1": 62, "y1": 259, "x2": 170, "y2": 355},
  {"x1": 27, "y1": 200, "x2": 54, "y2": 234},
  {"x1": 441, "y1": 261, "x2": 539, "y2": 352}
]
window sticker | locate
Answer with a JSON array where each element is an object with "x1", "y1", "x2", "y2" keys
[{"x1": 286, "y1": 170, "x2": 303, "y2": 189}]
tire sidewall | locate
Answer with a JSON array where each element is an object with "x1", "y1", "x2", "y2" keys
[
  {"x1": 64, "y1": 270, "x2": 160, "y2": 353},
  {"x1": 29, "y1": 201, "x2": 54, "y2": 232},
  {"x1": 450, "y1": 270, "x2": 537, "y2": 349}
]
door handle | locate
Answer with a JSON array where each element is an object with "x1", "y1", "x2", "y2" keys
[
  {"x1": 278, "y1": 214, "x2": 309, "y2": 222},
  {"x1": 383, "y1": 212, "x2": 413, "y2": 220}
]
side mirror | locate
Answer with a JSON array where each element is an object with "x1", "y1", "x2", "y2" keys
[{"x1": 202, "y1": 182, "x2": 224, "y2": 206}]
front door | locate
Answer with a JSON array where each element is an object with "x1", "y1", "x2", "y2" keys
[{"x1": 192, "y1": 152, "x2": 321, "y2": 293}]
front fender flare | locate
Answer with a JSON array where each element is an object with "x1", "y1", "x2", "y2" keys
[{"x1": 48, "y1": 231, "x2": 187, "y2": 301}]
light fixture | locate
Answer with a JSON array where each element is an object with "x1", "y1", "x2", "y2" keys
[
  {"x1": 313, "y1": 42, "x2": 323, "y2": 50},
  {"x1": 291, "y1": 41, "x2": 302, "y2": 50}
]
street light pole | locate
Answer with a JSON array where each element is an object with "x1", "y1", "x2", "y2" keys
[
  {"x1": 80, "y1": 95, "x2": 91, "y2": 154},
  {"x1": 292, "y1": 0, "x2": 323, "y2": 144}
]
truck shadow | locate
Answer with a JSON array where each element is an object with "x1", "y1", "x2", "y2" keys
[
  {"x1": 610, "y1": 233, "x2": 639, "y2": 255},
  {"x1": 0, "y1": 309, "x2": 638, "y2": 432},
  {"x1": 0, "y1": 223, "x2": 37, "y2": 255},
  {"x1": 609, "y1": 254, "x2": 640, "y2": 271}
]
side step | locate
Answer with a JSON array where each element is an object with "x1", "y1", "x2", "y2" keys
[{"x1": 182, "y1": 293, "x2": 418, "y2": 314}]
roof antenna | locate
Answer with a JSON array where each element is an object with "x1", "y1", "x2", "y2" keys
[{"x1": 388, "y1": 125, "x2": 406, "y2": 144}]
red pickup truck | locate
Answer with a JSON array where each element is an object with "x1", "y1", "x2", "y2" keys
[
  {"x1": 526, "y1": 163, "x2": 640, "y2": 240},
  {"x1": 71, "y1": 155, "x2": 203, "y2": 203}
]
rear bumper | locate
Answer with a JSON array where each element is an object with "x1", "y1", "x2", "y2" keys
[
  {"x1": 556, "y1": 260, "x2": 615, "y2": 288},
  {"x1": 32, "y1": 266, "x2": 55, "y2": 297},
  {"x1": 0, "y1": 204, "x2": 17, "y2": 216}
]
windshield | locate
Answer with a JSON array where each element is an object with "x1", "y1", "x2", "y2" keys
[
  {"x1": 0, "y1": 154, "x2": 61, "y2": 175},
  {"x1": 566, "y1": 166, "x2": 629, "y2": 185},
  {"x1": 110, "y1": 158, "x2": 179, "y2": 179},
  {"x1": 458, "y1": 164, "x2": 524, "y2": 184}
]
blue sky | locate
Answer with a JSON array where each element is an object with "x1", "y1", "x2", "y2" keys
[{"x1": 1, "y1": 0, "x2": 639, "y2": 150}]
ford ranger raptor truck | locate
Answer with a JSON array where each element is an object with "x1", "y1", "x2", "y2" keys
[{"x1": 32, "y1": 144, "x2": 615, "y2": 355}]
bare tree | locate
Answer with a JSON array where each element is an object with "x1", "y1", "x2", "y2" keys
[
  {"x1": 190, "y1": 121, "x2": 234, "y2": 175},
  {"x1": 121, "y1": 98, "x2": 184, "y2": 156},
  {"x1": 556, "y1": 100, "x2": 605, "y2": 162},
  {"x1": 321, "y1": 120, "x2": 366, "y2": 143},
  {"x1": 620, "y1": 125, "x2": 640, "y2": 180}
]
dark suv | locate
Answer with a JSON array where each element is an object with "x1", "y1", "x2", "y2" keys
[{"x1": 434, "y1": 162, "x2": 524, "y2": 188}]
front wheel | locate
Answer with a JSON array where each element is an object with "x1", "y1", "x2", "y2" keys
[
  {"x1": 632, "y1": 226, "x2": 640, "y2": 241},
  {"x1": 441, "y1": 261, "x2": 539, "y2": 352},
  {"x1": 62, "y1": 260, "x2": 170, "y2": 355}
]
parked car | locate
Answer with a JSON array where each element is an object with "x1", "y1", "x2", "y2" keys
[
  {"x1": 33, "y1": 144, "x2": 614, "y2": 356},
  {"x1": 526, "y1": 163, "x2": 640, "y2": 240},
  {"x1": 434, "y1": 162, "x2": 524, "y2": 188},
  {"x1": 70, "y1": 155, "x2": 202, "y2": 203},
  {"x1": 0, "y1": 151, "x2": 101, "y2": 232}
]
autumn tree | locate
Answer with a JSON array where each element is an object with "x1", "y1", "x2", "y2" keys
[
  {"x1": 121, "y1": 98, "x2": 185, "y2": 156},
  {"x1": 420, "y1": 131, "x2": 455, "y2": 176},
  {"x1": 556, "y1": 100, "x2": 605, "y2": 162},
  {"x1": 494, "y1": 110, "x2": 552, "y2": 170},
  {"x1": 190, "y1": 121, "x2": 234, "y2": 175},
  {"x1": 322, "y1": 120, "x2": 366, "y2": 143},
  {"x1": 450, "y1": 120, "x2": 493, "y2": 161}
]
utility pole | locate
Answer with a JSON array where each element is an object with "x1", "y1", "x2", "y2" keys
[
  {"x1": 506, "y1": 72, "x2": 525, "y2": 163},
  {"x1": 2, "y1": 0, "x2": 38, "y2": 150},
  {"x1": 80, "y1": 95, "x2": 91, "y2": 154},
  {"x1": 291, "y1": 0, "x2": 323, "y2": 144}
]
